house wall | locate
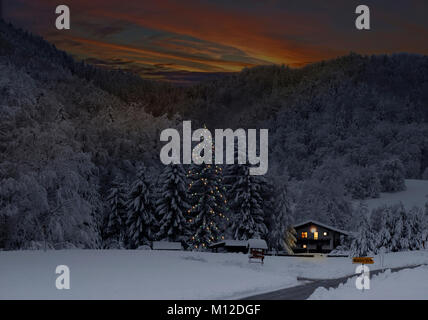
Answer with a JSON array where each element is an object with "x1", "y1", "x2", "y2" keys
[{"x1": 294, "y1": 223, "x2": 346, "y2": 253}]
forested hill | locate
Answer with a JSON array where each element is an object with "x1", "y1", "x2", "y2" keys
[
  {"x1": 0, "y1": 20, "x2": 177, "y2": 249},
  {"x1": 180, "y1": 53, "x2": 428, "y2": 127},
  {"x1": 0, "y1": 19, "x2": 185, "y2": 115},
  {"x1": 1, "y1": 19, "x2": 428, "y2": 250}
]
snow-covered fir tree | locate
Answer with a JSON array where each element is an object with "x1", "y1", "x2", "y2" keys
[
  {"x1": 391, "y1": 203, "x2": 411, "y2": 251},
  {"x1": 407, "y1": 207, "x2": 424, "y2": 250},
  {"x1": 229, "y1": 164, "x2": 268, "y2": 240},
  {"x1": 350, "y1": 203, "x2": 376, "y2": 256},
  {"x1": 126, "y1": 166, "x2": 156, "y2": 248},
  {"x1": 375, "y1": 206, "x2": 393, "y2": 252},
  {"x1": 155, "y1": 165, "x2": 191, "y2": 242},
  {"x1": 105, "y1": 179, "x2": 127, "y2": 247},
  {"x1": 269, "y1": 184, "x2": 295, "y2": 253}
]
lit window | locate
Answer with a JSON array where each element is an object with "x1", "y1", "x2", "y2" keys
[
  {"x1": 301, "y1": 232, "x2": 308, "y2": 238},
  {"x1": 303, "y1": 244, "x2": 307, "y2": 249},
  {"x1": 323, "y1": 232, "x2": 328, "y2": 236},
  {"x1": 314, "y1": 232, "x2": 318, "y2": 240}
]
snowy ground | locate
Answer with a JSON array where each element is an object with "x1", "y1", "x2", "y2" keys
[
  {"x1": 1, "y1": 249, "x2": 427, "y2": 299},
  {"x1": 362, "y1": 179, "x2": 428, "y2": 211},
  {"x1": 309, "y1": 265, "x2": 428, "y2": 300}
]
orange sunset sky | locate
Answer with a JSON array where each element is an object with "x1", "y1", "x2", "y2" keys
[{"x1": 3, "y1": 0, "x2": 428, "y2": 82}]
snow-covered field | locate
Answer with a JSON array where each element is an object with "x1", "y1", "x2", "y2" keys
[
  {"x1": 1, "y1": 249, "x2": 427, "y2": 299},
  {"x1": 309, "y1": 265, "x2": 428, "y2": 300},
  {"x1": 363, "y1": 179, "x2": 428, "y2": 211}
]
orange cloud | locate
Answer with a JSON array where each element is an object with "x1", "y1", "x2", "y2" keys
[{"x1": 7, "y1": 0, "x2": 428, "y2": 81}]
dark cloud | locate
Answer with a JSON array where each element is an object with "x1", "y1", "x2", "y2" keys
[{"x1": 4, "y1": 0, "x2": 428, "y2": 82}]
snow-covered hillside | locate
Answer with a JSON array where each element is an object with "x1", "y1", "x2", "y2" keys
[
  {"x1": 1, "y1": 250, "x2": 427, "y2": 299},
  {"x1": 309, "y1": 265, "x2": 428, "y2": 300},
  {"x1": 362, "y1": 179, "x2": 428, "y2": 211}
]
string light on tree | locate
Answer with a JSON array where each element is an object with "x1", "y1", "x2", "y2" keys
[{"x1": 187, "y1": 125, "x2": 229, "y2": 249}]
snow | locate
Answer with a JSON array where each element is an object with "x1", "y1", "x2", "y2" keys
[
  {"x1": 309, "y1": 265, "x2": 428, "y2": 300},
  {"x1": 247, "y1": 239, "x2": 268, "y2": 250},
  {"x1": 1, "y1": 249, "x2": 427, "y2": 299},
  {"x1": 363, "y1": 179, "x2": 428, "y2": 211},
  {"x1": 224, "y1": 240, "x2": 248, "y2": 247},
  {"x1": 152, "y1": 241, "x2": 182, "y2": 250},
  {"x1": 210, "y1": 240, "x2": 248, "y2": 248}
]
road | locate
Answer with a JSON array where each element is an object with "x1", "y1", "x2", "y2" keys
[{"x1": 242, "y1": 264, "x2": 423, "y2": 300}]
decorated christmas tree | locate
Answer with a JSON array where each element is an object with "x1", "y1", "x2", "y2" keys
[{"x1": 187, "y1": 130, "x2": 228, "y2": 250}]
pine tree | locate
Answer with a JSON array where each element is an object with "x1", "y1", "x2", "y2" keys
[
  {"x1": 350, "y1": 203, "x2": 375, "y2": 256},
  {"x1": 376, "y1": 206, "x2": 393, "y2": 252},
  {"x1": 156, "y1": 165, "x2": 191, "y2": 242},
  {"x1": 408, "y1": 207, "x2": 424, "y2": 250},
  {"x1": 105, "y1": 179, "x2": 127, "y2": 246},
  {"x1": 229, "y1": 165, "x2": 268, "y2": 240},
  {"x1": 126, "y1": 166, "x2": 156, "y2": 248},
  {"x1": 391, "y1": 204, "x2": 411, "y2": 251},
  {"x1": 270, "y1": 185, "x2": 295, "y2": 253},
  {"x1": 187, "y1": 161, "x2": 228, "y2": 250}
]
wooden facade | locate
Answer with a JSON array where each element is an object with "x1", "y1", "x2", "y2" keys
[{"x1": 293, "y1": 220, "x2": 349, "y2": 253}]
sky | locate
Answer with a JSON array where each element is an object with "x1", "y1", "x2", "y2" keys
[{"x1": 3, "y1": 0, "x2": 428, "y2": 82}]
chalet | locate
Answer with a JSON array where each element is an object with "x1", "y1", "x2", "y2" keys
[{"x1": 293, "y1": 220, "x2": 350, "y2": 253}]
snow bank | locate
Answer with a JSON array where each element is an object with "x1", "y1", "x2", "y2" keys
[
  {"x1": 1, "y1": 250, "x2": 427, "y2": 299},
  {"x1": 309, "y1": 265, "x2": 428, "y2": 300}
]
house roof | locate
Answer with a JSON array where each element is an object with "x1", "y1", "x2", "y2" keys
[
  {"x1": 224, "y1": 240, "x2": 248, "y2": 247},
  {"x1": 152, "y1": 241, "x2": 182, "y2": 250},
  {"x1": 247, "y1": 239, "x2": 268, "y2": 249},
  {"x1": 209, "y1": 240, "x2": 248, "y2": 248},
  {"x1": 293, "y1": 220, "x2": 350, "y2": 235}
]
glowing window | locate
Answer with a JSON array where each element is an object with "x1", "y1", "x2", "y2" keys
[
  {"x1": 314, "y1": 232, "x2": 318, "y2": 240},
  {"x1": 301, "y1": 232, "x2": 308, "y2": 238}
]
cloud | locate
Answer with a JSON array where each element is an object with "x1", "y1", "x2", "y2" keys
[{"x1": 5, "y1": 0, "x2": 428, "y2": 81}]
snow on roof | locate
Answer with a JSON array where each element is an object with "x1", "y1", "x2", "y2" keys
[
  {"x1": 152, "y1": 241, "x2": 182, "y2": 250},
  {"x1": 247, "y1": 239, "x2": 268, "y2": 249},
  {"x1": 208, "y1": 240, "x2": 248, "y2": 248},
  {"x1": 293, "y1": 220, "x2": 350, "y2": 235},
  {"x1": 224, "y1": 240, "x2": 248, "y2": 247}
]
